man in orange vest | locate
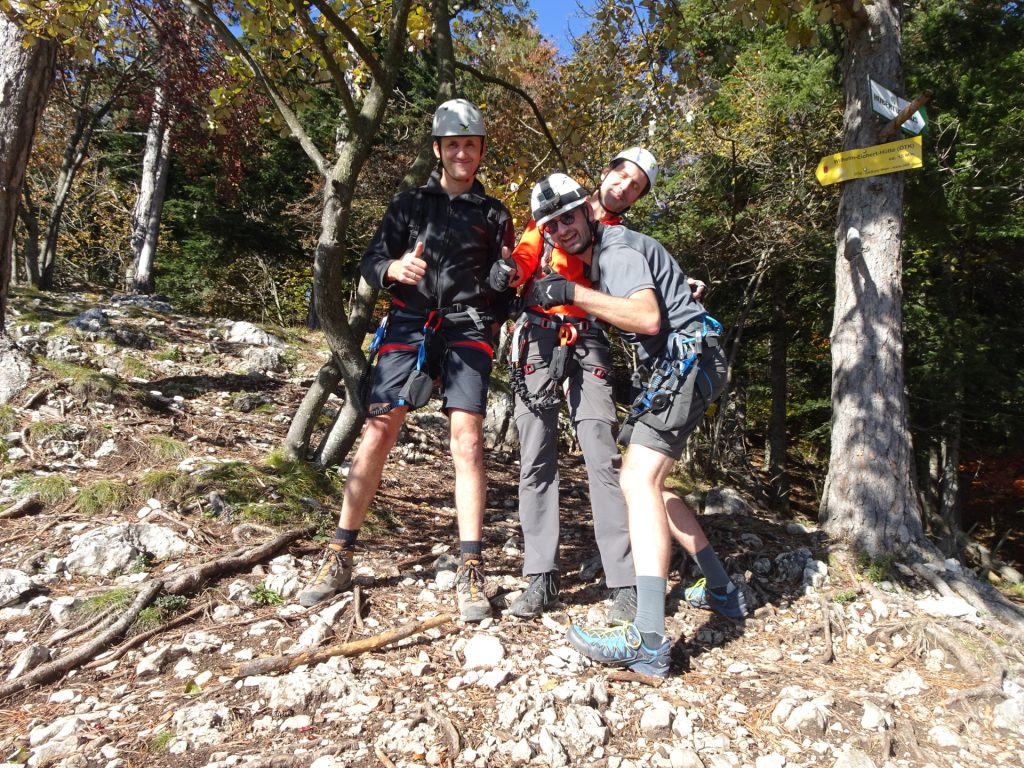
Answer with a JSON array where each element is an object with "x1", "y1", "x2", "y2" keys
[{"x1": 491, "y1": 151, "x2": 738, "y2": 627}]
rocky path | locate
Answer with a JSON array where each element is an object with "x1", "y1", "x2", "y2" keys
[{"x1": 0, "y1": 289, "x2": 1022, "y2": 768}]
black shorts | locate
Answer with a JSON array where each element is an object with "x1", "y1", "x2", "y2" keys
[{"x1": 369, "y1": 313, "x2": 494, "y2": 414}]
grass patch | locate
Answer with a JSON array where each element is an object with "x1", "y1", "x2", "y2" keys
[
  {"x1": 154, "y1": 346, "x2": 182, "y2": 362},
  {"x1": 149, "y1": 730, "x2": 175, "y2": 752},
  {"x1": 26, "y1": 420, "x2": 76, "y2": 444},
  {"x1": 78, "y1": 587, "x2": 135, "y2": 618},
  {"x1": 144, "y1": 435, "x2": 190, "y2": 462},
  {"x1": 0, "y1": 405, "x2": 17, "y2": 434},
  {"x1": 11, "y1": 474, "x2": 73, "y2": 504},
  {"x1": 40, "y1": 359, "x2": 131, "y2": 403},
  {"x1": 832, "y1": 588, "x2": 858, "y2": 604},
  {"x1": 121, "y1": 354, "x2": 153, "y2": 380},
  {"x1": 76, "y1": 479, "x2": 132, "y2": 515},
  {"x1": 1009, "y1": 582, "x2": 1024, "y2": 599},
  {"x1": 138, "y1": 468, "x2": 196, "y2": 500}
]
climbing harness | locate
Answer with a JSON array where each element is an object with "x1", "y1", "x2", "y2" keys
[
  {"x1": 626, "y1": 314, "x2": 723, "y2": 430},
  {"x1": 509, "y1": 311, "x2": 608, "y2": 414},
  {"x1": 362, "y1": 303, "x2": 494, "y2": 417}
]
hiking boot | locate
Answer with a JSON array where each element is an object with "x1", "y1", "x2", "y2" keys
[
  {"x1": 509, "y1": 571, "x2": 560, "y2": 618},
  {"x1": 684, "y1": 577, "x2": 748, "y2": 619},
  {"x1": 298, "y1": 542, "x2": 353, "y2": 608},
  {"x1": 455, "y1": 559, "x2": 493, "y2": 622},
  {"x1": 566, "y1": 621, "x2": 671, "y2": 678},
  {"x1": 607, "y1": 586, "x2": 637, "y2": 625}
]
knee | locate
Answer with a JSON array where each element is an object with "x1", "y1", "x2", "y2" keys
[{"x1": 450, "y1": 428, "x2": 483, "y2": 465}]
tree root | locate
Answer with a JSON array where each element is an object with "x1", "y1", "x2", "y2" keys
[
  {"x1": 911, "y1": 561, "x2": 1024, "y2": 645},
  {"x1": 0, "y1": 495, "x2": 41, "y2": 520},
  {"x1": 0, "y1": 580, "x2": 164, "y2": 701},
  {"x1": 44, "y1": 606, "x2": 117, "y2": 647},
  {"x1": 419, "y1": 703, "x2": 460, "y2": 768},
  {"x1": 83, "y1": 602, "x2": 210, "y2": 670},
  {"x1": 165, "y1": 525, "x2": 315, "y2": 595},
  {"x1": 229, "y1": 613, "x2": 453, "y2": 678},
  {"x1": 607, "y1": 669, "x2": 665, "y2": 687}
]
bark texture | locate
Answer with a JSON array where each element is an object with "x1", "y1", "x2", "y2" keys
[
  {"x1": 0, "y1": 16, "x2": 56, "y2": 335},
  {"x1": 819, "y1": 1, "x2": 924, "y2": 555},
  {"x1": 127, "y1": 86, "x2": 172, "y2": 294}
]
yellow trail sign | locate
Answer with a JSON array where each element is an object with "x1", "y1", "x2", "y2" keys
[{"x1": 815, "y1": 135, "x2": 922, "y2": 186}]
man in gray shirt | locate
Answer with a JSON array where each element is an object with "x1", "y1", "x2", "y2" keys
[{"x1": 526, "y1": 173, "x2": 739, "y2": 677}]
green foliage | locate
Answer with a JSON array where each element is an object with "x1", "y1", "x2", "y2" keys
[
  {"x1": 120, "y1": 354, "x2": 153, "y2": 380},
  {"x1": 138, "y1": 469, "x2": 196, "y2": 501},
  {"x1": 38, "y1": 359, "x2": 130, "y2": 403},
  {"x1": 11, "y1": 474, "x2": 73, "y2": 505},
  {"x1": 832, "y1": 589, "x2": 858, "y2": 604},
  {"x1": 856, "y1": 552, "x2": 895, "y2": 584},
  {"x1": 251, "y1": 583, "x2": 284, "y2": 606},
  {"x1": 134, "y1": 595, "x2": 189, "y2": 632},
  {"x1": 154, "y1": 346, "x2": 182, "y2": 362},
  {"x1": 75, "y1": 479, "x2": 131, "y2": 515}
]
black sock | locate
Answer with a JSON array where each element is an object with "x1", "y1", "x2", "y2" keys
[
  {"x1": 333, "y1": 528, "x2": 359, "y2": 548},
  {"x1": 460, "y1": 541, "x2": 483, "y2": 562}
]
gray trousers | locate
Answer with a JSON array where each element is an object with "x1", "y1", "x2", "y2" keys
[{"x1": 514, "y1": 328, "x2": 634, "y2": 589}]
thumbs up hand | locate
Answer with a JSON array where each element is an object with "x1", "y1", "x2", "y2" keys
[
  {"x1": 489, "y1": 247, "x2": 519, "y2": 291},
  {"x1": 387, "y1": 241, "x2": 428, "y2": 285}
]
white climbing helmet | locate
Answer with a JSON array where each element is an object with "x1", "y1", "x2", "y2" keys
[
  {"x1": 610, "y1": 147, "x2": 658, "y2": 194},
  {"x1": 530, "y1": 173, "x2": 590, "y2": 228},
  {"x1": 432, "y1": 99, "x2": 485, "y2": 137}
]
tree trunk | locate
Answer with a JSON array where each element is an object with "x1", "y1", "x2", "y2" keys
[
  {"x1": 285, "y1": 0, "x2": 452, "y2": 467},
  {"x1": 766, "y1": 266, "x2": 789, "y2": 514},
  {"x1": 0, "y1": 16, "x2": 56, "y2": 336},
  {"x1": 127, "y1": 87, "x2": 171, "y2": 294},
  {"x1": 38, "y1": 77, "x2": 114, "y2": 289},
  {"x1": 18, "y1": 184, "x2": 41, "y2": 285},
  {"x1": 819, "y1": 1, "x2": 925, "y2": 556}
]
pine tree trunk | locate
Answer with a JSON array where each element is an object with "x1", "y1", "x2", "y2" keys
[
  {"x1": 0, "y1": 16, "x2": 56, "y2": 336},
  {"x1": 766, "y1": 267, "x2": 789, "y2": 514},
  {"x1": 127, "y1": 87, "x2": 171, "y2": 294},
  {"x1": 819, "y1": 1, "x2": 925, "y2": 555}
]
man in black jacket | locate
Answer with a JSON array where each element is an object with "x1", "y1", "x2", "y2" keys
[{"x1": 299, "y1": 100, "x2": 514, "y2": 621}]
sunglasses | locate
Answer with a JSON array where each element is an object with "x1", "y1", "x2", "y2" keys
[{"x1": 543, "y1": 209, "x2": 579, "y2": 234}]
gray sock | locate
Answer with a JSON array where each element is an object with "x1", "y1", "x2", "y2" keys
[
  {"x1": 694, "y1": 545, "x2": 730, "y2": 592},
  {"x1": 633, "y1": 575, "x2": 667, "y2": 637}
]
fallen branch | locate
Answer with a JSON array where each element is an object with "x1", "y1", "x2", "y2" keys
[
  {"x1": 0, "y1": 495, "x2": 42, "y2": 520},
  {"x1": 375, "y1": 748, "x2": 398, "y2": 768},
  {"x1": 229, "y1": 613, "x2": 453, "y2": 678},
  {"x1": 0, "y1": 580, "x2": 164, "y2": 701},
  {"x1": 607, "y1": 669, "x2": 665, "y2": 687},
  {"x1": 84, "y1": 602, "x2": 210, "y2": 670},
  {"x1": 421, "y1": 703, "x2": 460, "y2": 768},
  {"x1": 165, "y1": 525, "x2": 315, "y2": 595},
  {"x1": 816, "y1": 594, "x2": 834, "y2": 664}
]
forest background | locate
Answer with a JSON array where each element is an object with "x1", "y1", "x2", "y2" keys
[{"x1": 1, "y1": 0, "x2": 1022, "y2": 578}]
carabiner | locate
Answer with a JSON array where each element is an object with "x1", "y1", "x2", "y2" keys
[{"x1": 558, "y1": 323, "x2": 578, "y2": 347}]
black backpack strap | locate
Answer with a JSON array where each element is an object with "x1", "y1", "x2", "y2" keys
[{"x1": 407, "y1": 188, "x2": 426, "y2": 252}]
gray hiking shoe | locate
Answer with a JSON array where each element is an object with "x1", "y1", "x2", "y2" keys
[
  {"x1": 298, "y1": 543, "x2": 353, "y2": 608},
  {"x1": 509, "y1": 571, "x2": 560, "y2": 618},
  {"x1": 455, "y1": 559, "x2": 493, "y2": 622},
  {"x1": 608, "y1": 585, "x2": 637, "y2": 624}
]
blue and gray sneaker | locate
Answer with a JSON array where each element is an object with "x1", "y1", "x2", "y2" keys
[
  {"x1": 566, "y1": 621, "x2": 671, "y2": 678},
  {"x1": 684, "y1": 577, "x2": 748, "y2": 619}
]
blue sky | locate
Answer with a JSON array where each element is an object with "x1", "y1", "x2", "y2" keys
[{"x1": 527, "y1": 0, "x2": 594, "y2": 55}]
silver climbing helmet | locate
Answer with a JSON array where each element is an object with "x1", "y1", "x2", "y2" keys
[
  {"x1": 530, "y1": 173, "x2": 589, "y2": 227},
  {"x1": 432, "y1": 99, "x2": 485, "y2": 137}
]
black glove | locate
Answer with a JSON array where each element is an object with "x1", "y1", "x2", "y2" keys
[
  {"x1": 530, "y1": 273, "x2": 576, "y2": 309},
  {"x1": 489, "y1": 258, "x2": 515, "y2": 291}
]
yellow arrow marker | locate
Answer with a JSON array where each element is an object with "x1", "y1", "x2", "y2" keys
[{"x1": 815, "y1": 135, "x2": 922, "y2": 186}]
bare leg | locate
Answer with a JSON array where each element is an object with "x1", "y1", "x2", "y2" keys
[
  {"x1": 664, "y1": 491, "x2": 709, "y2": 556},
  {"x1": 619, "y1": 443, "x2": 676, "y2": 579},
  {"x1": 449, "y1": 409, "x2": 485, "y2": 541},
  {"x1": 338, "y1": 407, "x2": 408, "y2": 530}
]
